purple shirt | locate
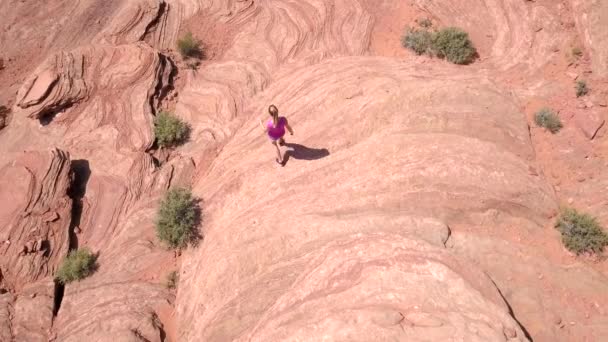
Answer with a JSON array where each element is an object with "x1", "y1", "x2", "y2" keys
[{"x1": 267, "y1": 117, "x2": 287, "y2": 140}]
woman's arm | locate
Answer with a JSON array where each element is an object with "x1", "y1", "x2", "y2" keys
[
  {"x1": 285, "y1": 118, "x2": 294, "y2": 135},
  {"x1": 259, "y1": 119, "x2": 268, "y2": 132}
]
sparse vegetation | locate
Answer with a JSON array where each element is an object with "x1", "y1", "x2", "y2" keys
[
  {"x1": 187, "y1": 60, "x2": 201, "y2": 70},
  {"x1": 0, "y1": 105, "x2": 9, "y2": 129},
  {"x1": 154, "y1": 111, "x2": 189, "y2": 148},
  {"x1": 571, "y1": 47, "x2": 583, "y2": 59},
  {"x1": 576, "y1": 80, "x2": 589, "y2": 97},
  {"x1": 156, "y1": 188, "x2": 198, "y2": 249},
  {"x1": 555, "y1": 208, "x2": 608, "y2": 255},
  {"x1": 165, "y1": 271, "x2": 179, "y2": 289},
  {"x1": 177, "y1": 32, "x2": 202, "y2": 59},
  {"x1": 418, "y1": 18, "x2": 433, "y2": 28},
  {"x1": 402, "y1": 27, "x2": 477, "y2": 64},
  {"x1": 534, "y1": 108, "x2": 562, "y2": 133},
  {"x1": 431, "y1": 27, "x2": 477, "y2": 65},
  {"x1": 402, "y1": 29, "x2": 433, "y2": 55},
  {"x1": 56, "y1": 248, "x2": 97, "y2": 284}
]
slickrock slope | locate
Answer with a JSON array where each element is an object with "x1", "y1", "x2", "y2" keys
[
  {"x1": 452, "y1": 233, "x2": 608, "y2": 341},
  {"x1": 176, "y1": 57, "x2": 553, "y2": 341},
  {"x1": 1, "y1": 0, "x2": 608, "y2": 341}
]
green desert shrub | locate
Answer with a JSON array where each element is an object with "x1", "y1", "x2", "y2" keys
[
  {"x1": 403, "y1": 27, "x2": 477, "y2": 64},
  {"x1": 165, "y1": 271, "x2": 179, "y2": 289},
  {"x1": 534, "y1": 108, "x2": 562, "y2": 133},
  {"x1": 431, "y1": 27, "x2": 477, "y2": 65},
  {"x1": 555, "y1": 208, "x2": 608, "y2": 255},
  {"x1": 154, "y1": 111, "x2": 189, "y2": 147},
  {"x1": 156, "y1": 188, "x2": 198, "y2": 249},
  {"x1": 177, "y1": 32, "x2": 202, "y2": 58},
  {"x1": 576, "y1": 80, "x2": 589, "y2": 97},
  {"x1": 402, "y1": 29, "x2": 433, "y2": 55},
  {"x1": 56, "y1": 248, "x2": 97, "y2": 284}
]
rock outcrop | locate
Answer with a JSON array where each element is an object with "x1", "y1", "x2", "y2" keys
[
  {"x1": 0, "y1": 149, "x2": 72, "y2": 290},
  {"x1": 13, "y1": 43, "x2": 172, "y2": 153},
  {"x1": 11, "y1": 280, "x2": 55, "y2": 342},
  {"x1": 0, "y1": 149, "x2": 72, "y2": 342},
  {"x1": 572, "y1": 0, "x2": 608, "y2": 76},
  {"x1": 1, "y1": 3, "x2": 185, "y2": 340}
]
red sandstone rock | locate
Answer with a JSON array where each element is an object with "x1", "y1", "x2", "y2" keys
[
  {"x1": 0, "y1": 149, "x2": 72, "y2": 290},
  {"x1": 576, "y1": 109, "x2": 606, "y2": 139}
]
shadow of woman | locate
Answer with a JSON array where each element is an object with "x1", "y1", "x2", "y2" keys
[{"x1": 282, "y1": 143, "x2": 330, "y2": 166}]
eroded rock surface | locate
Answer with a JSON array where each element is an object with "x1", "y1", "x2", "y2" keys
[
  {"x1": 572, "y1": 0, "x2": 608, "y2": 76},
  {"x1": 0, "y1": 149, "x2": 72, "y2": 290},
  {"x1": 0, "y1": 292, "x2": 13, "y2": 341}
]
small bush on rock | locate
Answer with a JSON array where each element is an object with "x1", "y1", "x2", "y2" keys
[
  {"x1": 177, "y1": 32, "x2": 202, "y2": 59},
  {"x1": 576, "y1": 80, "x2": 589, "y2": 97},
  {"x1": 156, "y1": 188, "x2": 198, "y2": 249},
  {"x1": 418, "y1": 18, "x2": 433, "y2": 28},
  {"x1": 534, "y1": 108, "x2": 562, "y2": 133},
  {"x1": 571, "y1": 47, "x2": 583, "y2": 58},
  {"x1": 402, "y1": 29, "x2": 433, "y2": 55},
  {"x1": 154, "y1": 111, "x2": 189, "y2": 148},
  {"x1": 556, "y1": 208, "x2": 608, "y2": 255},
  {"x1": 402, "y1": 26, "x2": 477, "y2": 64},
  {"x1": 431, "y1": 27, "x2": 477, "y2": 65},
  {"x1": 0, "y1": 105, "x2": 9, "y2": 129},
  {"x1": 56, "y1": 248, "x2": 97, "y2": 284},
  {"x1": 166, "y1": 271, "x2": 179, "y2": 289}
]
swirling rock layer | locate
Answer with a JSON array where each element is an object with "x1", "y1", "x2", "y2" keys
[{"x1": 0, "y1": 149, "x2": 72, "y2": 290}]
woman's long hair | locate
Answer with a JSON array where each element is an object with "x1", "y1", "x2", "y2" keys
[{"x1": 269, "y1": 105, "x2": 279, "y2": 126}]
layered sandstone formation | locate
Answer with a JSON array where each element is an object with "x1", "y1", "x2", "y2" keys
[{"x1": 0, "y1": 0, "x2": 607, "y2": 341}]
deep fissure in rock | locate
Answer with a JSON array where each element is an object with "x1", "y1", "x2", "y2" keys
[
  {"x1": 152, "y1": 312, "x2": 167, "y2": 342},
  {"x1": 38, "y1": 102, "x2": 75, "y2": 126},
  {"x1": 158, "y1": 57, "x2": 177, "y2": 104},
  {"x1": 52, "y1": 283, "x2": 64, "y2": 317},
  {"x1": 53, "y1": 159, "x2": 91, "y2": 317},
  {"x1": 66, "y1": 159, "x2": 91, "y2": 250},
  {"x1": 148, "y1": 54, "x2": 176, "y2": 117},
  {"x1": 141, "y1": 1, "x2": 167, "y2": 43},
  {"x1": 490, "y1": 278, "x2": 534, "y2": 341},
  {"x1": 147, "y1": 53, "x2": 177, "y2": 155}
]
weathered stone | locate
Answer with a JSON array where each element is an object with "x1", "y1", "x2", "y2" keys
[{"x1": 575, "y1": 109, "x2": 606, "y2": 139}]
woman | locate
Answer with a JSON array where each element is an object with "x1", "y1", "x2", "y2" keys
[{"x1": 260, "y1": 104, "x2": 294, "y2": 164}]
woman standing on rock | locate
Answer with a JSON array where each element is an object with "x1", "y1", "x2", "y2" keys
[{"x1": 260, "y1": 104, "x2": 294, "y2": 165}]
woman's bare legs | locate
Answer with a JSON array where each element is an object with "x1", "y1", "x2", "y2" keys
[{"x1": 272, "y1": 140, "x2": 283, "y2": 163}]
